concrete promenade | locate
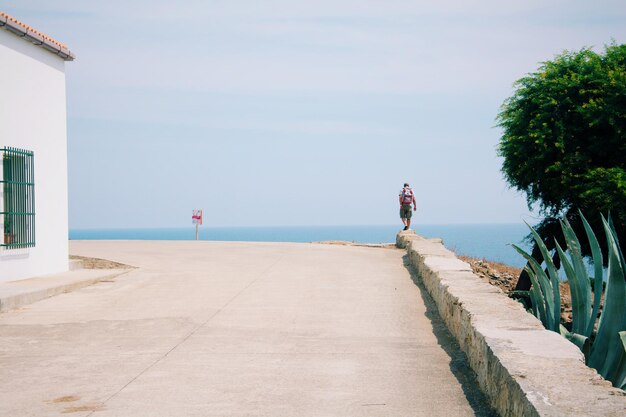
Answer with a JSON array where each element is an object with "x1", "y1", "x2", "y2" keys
[{"x1": 0, "y1": 241, "x2": 495, "y2": 416}]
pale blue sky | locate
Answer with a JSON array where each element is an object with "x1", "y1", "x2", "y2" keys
[{"x1": 5, "y1": 1, "x2": 626, "y2": 228}]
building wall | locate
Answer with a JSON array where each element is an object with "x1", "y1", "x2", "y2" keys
[{"x1": 0, "y1": 29, "x2": 69, "y2": 282}]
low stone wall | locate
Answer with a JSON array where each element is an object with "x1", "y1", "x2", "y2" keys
[{"x1": 397, "y1": 230, "x2": 626, "y2": 417}]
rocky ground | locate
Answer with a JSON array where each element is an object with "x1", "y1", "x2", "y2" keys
[
  {"x1": 460, "y1": 256, "x2": 573, "y2": 326},
  {"x1": 459, "y1": 256, "x2": 521, "y2": 293}
]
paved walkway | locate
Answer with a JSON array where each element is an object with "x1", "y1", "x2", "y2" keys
[{"x1": 0, "y1": 241, "x2": 495, "y2": 416}]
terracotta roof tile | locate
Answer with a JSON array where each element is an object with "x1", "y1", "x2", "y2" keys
[{"x1": 0, "y1": 11, "x2": 75, "y2": 61}]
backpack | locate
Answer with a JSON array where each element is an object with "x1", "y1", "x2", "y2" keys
[{"x1": 401, "y1": 187, "x2": 413, "y2": 204}]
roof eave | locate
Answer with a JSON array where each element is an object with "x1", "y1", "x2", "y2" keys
[{"x1": 0, "y1": 13, "x2": 75, "y2": 61}]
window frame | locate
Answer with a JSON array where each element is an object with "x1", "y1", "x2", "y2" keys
[{"x1": 1, "y1": 147, "x2": 35, "y2": 249}]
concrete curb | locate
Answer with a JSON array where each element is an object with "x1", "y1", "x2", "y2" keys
[
  {"x1": 0, "y1": 268, "x2": 131, "y2": 313},
  {"x1": 397, "y1": 230, "x2": 626, "y2": 417}
]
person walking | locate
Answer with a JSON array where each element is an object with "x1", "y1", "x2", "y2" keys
[{"x1": 399, "y1": 182, "x2": 416, "y2": 230}]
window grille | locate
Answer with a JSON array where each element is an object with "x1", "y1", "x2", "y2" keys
[{"x1": 1, "y1": 147, "x2": 35, "y2": 248}]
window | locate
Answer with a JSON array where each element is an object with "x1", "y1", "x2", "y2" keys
[{"x1": 1, "y1": 147, "x2": 35, "y2": 248}]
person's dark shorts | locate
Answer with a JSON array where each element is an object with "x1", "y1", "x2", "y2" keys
[{"x1": 400, "y1": 204, "x2": 413, "y2": 219}]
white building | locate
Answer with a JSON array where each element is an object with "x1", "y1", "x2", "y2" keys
[{"x1": 0, "y1": 12, "x2": 74, "y2": 282}]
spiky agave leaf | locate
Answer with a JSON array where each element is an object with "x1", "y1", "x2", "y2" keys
[
  {"x1": 555, "y1": 241, "x2": 587, "y2": 335},
  {"x1": 560, "y1": 219, "x2": 593, "y2": 335},
  {"x1": 579, "y1": 211, "x2": 604, "y2": 337},
  {"x1": 526, "y1": 267, "x2": 541, "y2": 321},
  {"x1": 534, "y1": 266, "x2": 557, "y2": 331},
  {"x1": 608, "y1": 213, "x2": 626, "y2": 276},
  {"x1": 608, "y1": 331, "x2": 626, "y2": 390},
  {"x1": 526, "y1": 222, "x2": 561, "y2": 331},
  {"x1": 560, "y1": 325, "x2": 591, "y2": 360},
  {"x1": 588, "y1": 217, "x2": 626, "y2": 379},
  {"x1": 516, "y1": 245, "x2": 556, "y2": 330},
  {"x1": 513, "y1": 244, "x2": 550, "y2": 328}
]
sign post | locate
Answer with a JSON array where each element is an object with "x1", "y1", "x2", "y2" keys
[{"x1": 192, "y1": 209, "x2": 203, "y2": 240}]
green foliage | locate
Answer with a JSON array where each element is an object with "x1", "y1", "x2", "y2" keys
[
  {"x1": 498, "y1": 43, "x2": 626, "y2": 264},
  {"x1": 514, "y1": 213, "x2": 626, "y2": 389},
  {"x1": 512, "y1": 221, "x2": 562, "y2": 331},
  {"x1": 588, "y1": 217, "x2": 626, "y2": 384}
]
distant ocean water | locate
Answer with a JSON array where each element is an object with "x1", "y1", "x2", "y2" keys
[{"x1": 70, "y1": 224, "x2": 532, "y2": 268}]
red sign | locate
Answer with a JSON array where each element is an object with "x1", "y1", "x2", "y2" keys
[{"x1": 192, "y1": 210, "x2": 203, "y2": 225}]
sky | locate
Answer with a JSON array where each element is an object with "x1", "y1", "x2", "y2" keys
[{"x1": 4, "y1": 1, "x2": 626, "y2": 229}]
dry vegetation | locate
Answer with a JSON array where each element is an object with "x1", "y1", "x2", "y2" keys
[{"x1": 460, "y1": 256, "x2": 573, "y2": 326}]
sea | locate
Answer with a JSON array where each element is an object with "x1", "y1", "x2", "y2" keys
[{"x1": 70, "y1": 224, "x2": 532, "y2": 268}]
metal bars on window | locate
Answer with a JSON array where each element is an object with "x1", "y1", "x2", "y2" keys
[{"x1": 1, "y1": 147, "x2": 35, "y2": 248}]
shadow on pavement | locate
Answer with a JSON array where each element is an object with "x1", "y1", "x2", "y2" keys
[{"x1": 403, "y1": 255, "x2": 501, "y2": 417}]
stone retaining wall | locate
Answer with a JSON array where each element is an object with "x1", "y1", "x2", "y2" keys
[{"x1": 397, "y1": 230, "x2": 626, "y2": 417}]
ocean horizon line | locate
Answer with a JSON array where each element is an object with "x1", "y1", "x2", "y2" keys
[
  {"x1": 69, "y1": 224, "x2": 531, "y2": 268},
  {"x1": 70, "y1": 222, "x2": 527, "y2": 231}
]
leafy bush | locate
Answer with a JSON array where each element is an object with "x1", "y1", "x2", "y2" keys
[{"x1": 497, "y1": 44, "x2": 626, "y2": 291}]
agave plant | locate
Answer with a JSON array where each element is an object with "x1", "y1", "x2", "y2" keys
[{"x1": 513, "y1": 212, "x2": 626, "y2": 389}]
